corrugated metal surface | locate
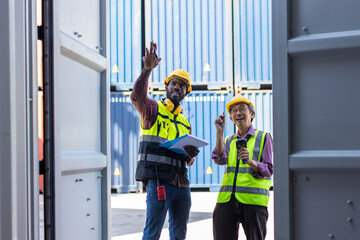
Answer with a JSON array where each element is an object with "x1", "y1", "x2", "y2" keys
[
  {"x1": 110, "y1": 92, "x2": 141, "y2": 192},
  {"x1": 242, "y1": 90, "x2": 273, "y2": 135},
  {"x1": 274, "y1": 0, "x2": 360, "y2": 238},
  {"x1": 110, "y1": 0, "x2": 142, "y2": 90},
  {"x1": 234, "y1": 0, "x2": 272, "y2": 90},
  {"x1": 145, "y1": 0, "x2": 233, "y2": 90}
]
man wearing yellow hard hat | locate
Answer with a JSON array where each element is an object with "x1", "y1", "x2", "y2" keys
[
  {"x1": 211, "y1": 95, "x2": 273, "y2": 240},
  {"x1": 130, "y1": 41, "x2": 199, "y2": 240}
]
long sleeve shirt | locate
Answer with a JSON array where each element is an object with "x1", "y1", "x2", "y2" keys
[
  {"x1": 130, "y1": 69, "x2": 158, "y2": 129},
  {"x1": 130, "y1": 69, "x2": 191, "y2": 187},
  {"x1": 211, "y1": 125, "x2": 273, "y2": 178}
]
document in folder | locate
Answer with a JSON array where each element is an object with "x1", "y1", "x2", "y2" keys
[{"x1": 159, "y1": 134, "x2": 209, "y2": 154}]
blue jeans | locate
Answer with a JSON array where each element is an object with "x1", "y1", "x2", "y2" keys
[{"x1": 142, "y1": 180, "x2": 192, "y2": 240}]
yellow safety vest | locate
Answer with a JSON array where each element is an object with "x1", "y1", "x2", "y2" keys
[
  {"x1": 217, "y1": 130, "x2": 271, "y2": 207},
  {"x1": 135, "y1": 101, "x2": 191, "y2": 182}
]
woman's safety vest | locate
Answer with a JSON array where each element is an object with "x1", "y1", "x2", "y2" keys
[
  {"x1": 217, "y1": 130, "x2": 272, "y2": 207},
  {"x1": 135, "y1": 101, "x2": 191, "y2": 183}
]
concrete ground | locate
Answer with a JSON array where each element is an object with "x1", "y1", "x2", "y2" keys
[{"x1": 111, "y1": 191, "x2": 274, "y2": 240}]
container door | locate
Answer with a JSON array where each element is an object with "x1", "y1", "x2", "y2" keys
[
  {"x1": 273, "y1": 0, "x2": 360, "y2": 239},
  {"x1": 50, "y1": 0, "x2": 110, "y2": 239}
]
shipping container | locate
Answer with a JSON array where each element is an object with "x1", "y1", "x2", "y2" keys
[
  {"x1": 110, "y1": 0, "x2": 272, "y2": 91},
  {"x1": 234, "y1": 0, "x2": 272, "y2": 90},
  {"x1": 242, "y1": 90, "x2": 273, "y2": 136},
  {"x1": 110, "y1": 92, "x2": 141, "y2": 193},
  {"x1": 110, "y1": 0, "x2": 142, "y2": 90},
  {"x1": 145, "y1": 0, "x2": 233, "y2": 90}
]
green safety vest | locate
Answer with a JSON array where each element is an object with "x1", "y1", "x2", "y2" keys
[
  {"x1": 217, "y1": 129, "x2": 272, "y2": 207},
  {"x1": 135, "y1": 101, "x2": 191, "y2": 182}
]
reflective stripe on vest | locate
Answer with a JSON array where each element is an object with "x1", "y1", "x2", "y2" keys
[
  {"x1": 137, "y1": 153, "x2": 182, "y2": 167},
  {"x1": 139, "y1": 135, "x2": 168, "y2": 144},
  {"x1": 219, "y1": 185, "x2": 269, "y2": 196},
  {"x1": 217, "y1": 129, "x2": 271, "y2": 207},
  {"x1": 225, "y1": 166, "x2": 272, "y2": 181}
]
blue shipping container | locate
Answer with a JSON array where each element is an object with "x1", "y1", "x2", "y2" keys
[
  {"x1": 110, "y1": 0, "x2": 272, "y2": 91},
  {"x1": 110, "y1": 0, "x2": 142, "y2": 90},
  {"x1": 145, "y1": 0, "x2": 233, "y2": 90},
  {"x1": 242, "y1": 90, "x2": 273, "y2": 135},
  {"x1": 110, "y1": 92, "x2": 141, "y2": 192},
  {"x1": 234, "y1": 0, "x2": 272, "y2": 89}
]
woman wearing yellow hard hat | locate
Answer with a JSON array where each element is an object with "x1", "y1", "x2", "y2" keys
[{"x1": 211, "y1": 95, "x2": 273, "y2": 240}]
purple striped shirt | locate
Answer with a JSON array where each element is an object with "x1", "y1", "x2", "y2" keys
[{"x1": 130, "y1": 69, "x2": 158, "y2": 129}]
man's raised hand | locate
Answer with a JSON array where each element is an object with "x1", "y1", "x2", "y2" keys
[{"x1": 143, "y1": 41, "x2": 161, "y2": 70}]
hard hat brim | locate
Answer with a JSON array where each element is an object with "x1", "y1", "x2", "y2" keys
[
  {"x1": 226, "y1": 97, "x2": 255, "y2": 114},
  {"x1": 164, "y1": 73, "x2": 192, "y2": 92}
]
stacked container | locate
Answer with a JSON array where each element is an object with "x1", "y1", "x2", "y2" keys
[
  {"x1": 110, "y1": 0, "x2": 273, "y2": 192},
  {"x1": 110, "y1": 92, "x2": 141, "y2": 193},
  {"x1": 109, "y1": 0, "x2": 142, "y2": 192},
  {"x1": 144, "y1": 0, "x2": 233, "y2": 90},
  {"x1": 233, "y1": 0, "x2": 272, "y2": 91},
  {"x1": 110, "y1": 0, "x2": 142, "y2": 90}
]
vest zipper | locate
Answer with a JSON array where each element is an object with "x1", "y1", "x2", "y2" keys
[
  {"x1": 156, "y1": 120, "x2": 161, "y2": 136},
  {"x1": 173, "y1": 115, "x2": 180, "y2": 138}
]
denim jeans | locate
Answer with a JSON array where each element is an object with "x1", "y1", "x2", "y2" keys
[{"x1": 142, "y1": 180, "x2": 192, "y2": 240}]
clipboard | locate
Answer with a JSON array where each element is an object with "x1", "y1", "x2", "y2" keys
[{"x1": 159, "y1": 134, "x2": 209, "y2": 154}]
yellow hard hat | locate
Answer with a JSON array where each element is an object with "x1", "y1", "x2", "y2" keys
[
  {"x1": 226, "y1": 95, "x2": 255, "y2": 114},
  {"x1": 164, "y1": 69, "x2": 192, "y2": 93}
]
